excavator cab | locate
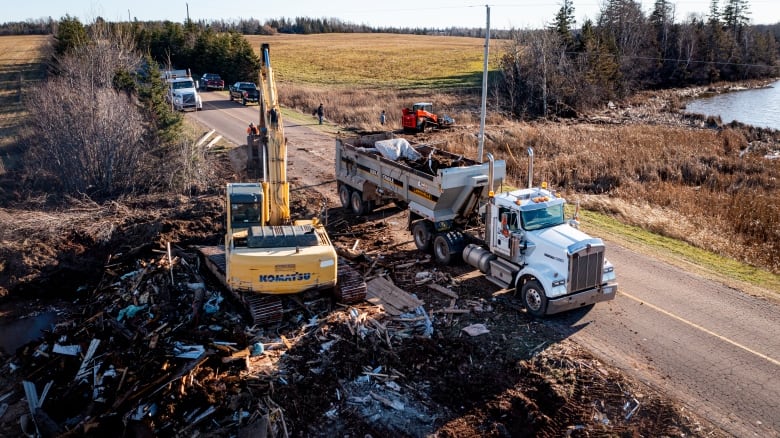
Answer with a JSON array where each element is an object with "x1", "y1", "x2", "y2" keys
[{"x1": 226, "y1": 183, "x2": 266, "y2": 232}]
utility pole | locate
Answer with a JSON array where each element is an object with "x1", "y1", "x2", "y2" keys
[{"x1": 477, "y1": 5, "x2": 491, "y2": 163}]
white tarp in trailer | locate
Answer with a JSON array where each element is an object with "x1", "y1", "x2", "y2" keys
[{"x1": 374, "y1": 138, "x2": 422, "y2": 161}]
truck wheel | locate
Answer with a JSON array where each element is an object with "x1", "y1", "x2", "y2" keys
[
  {"x1": 338, "y1": 184, "x2": 352, "y2": 210},
  {"x1": 521, "y1": 280, "x2": 548, "y2": 317},
  {"x1": 229, "y1": 94, "x2": 233, "y2": 101},
  {"x1": 432, "y1": 232, "x2": 464, "y2": 265},
  {"x1": 242, "y1": 97, "x2": 247, "y2": 106},
  {"x1": 412, "y1": 221, "x2": 433, "y2": 252},
  {"x1": 350, "y1": 191, "x2": 369, "y2": 216}
]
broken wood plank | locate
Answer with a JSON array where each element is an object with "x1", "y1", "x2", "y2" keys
[
  {"x1": 366, "y1": 277, "x2": 424, "y2": 316},
  {"x1": 433, "y1": 308, "x2": 471, "y2": 314},
  {"x1": 428, "y1": 283, "x2": 459, "y2": 299}
]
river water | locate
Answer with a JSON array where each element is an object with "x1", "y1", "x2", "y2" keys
[{"x1": 684, "y1": 80, "x2": 780, "y2": 131}]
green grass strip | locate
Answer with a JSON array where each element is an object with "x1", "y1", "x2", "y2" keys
[{"x1": 578, "y1": 208, "x2": 780, "y2": 296}]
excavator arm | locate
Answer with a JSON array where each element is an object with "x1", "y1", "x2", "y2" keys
[{"x1": 257, "y1": 43, "x2": 290, "y2": 225}]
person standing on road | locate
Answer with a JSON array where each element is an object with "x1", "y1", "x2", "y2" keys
[
  {"x1": 317, "y1": 103, "x2": 324, "y2": 125},
  {"x1": 269, "y1": 107, "x2": 278, "y2": 127},
  {"x1": 247, "y1": 122, "x2": 259, "y2": 136},
  {"x1": 380, "y1": 110, "x2": 386, "y2": 126}
]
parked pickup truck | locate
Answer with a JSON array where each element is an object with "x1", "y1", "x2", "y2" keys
[
  {"x1": 200, "y1": 73, "x2": 224, "y2": 91},
  {"x1": 229, "y1": 82, "x2": 260, "y2": 105}
]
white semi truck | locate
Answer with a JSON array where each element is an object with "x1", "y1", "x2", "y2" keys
[
  {"x1": 335, "y1": 133, "x2": 617, "y2": 316},
  {"x1": 163, "y1": 69, "x2": 203, "y2": 111}
]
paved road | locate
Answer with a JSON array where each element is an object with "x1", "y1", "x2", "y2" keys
[
  {"x1": 553, "y1": 243, "x2": 780, "y2": 437},
  {"x1": 190, "y1": 92, "x2": 780, "y2": 437}
]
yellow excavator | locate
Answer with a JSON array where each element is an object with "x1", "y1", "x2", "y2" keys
[{"x1": 200, "y1": 44, "x2": 365, "y2": 324}]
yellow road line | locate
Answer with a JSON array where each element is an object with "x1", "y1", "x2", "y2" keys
[{"x1": 621, "y1": 291, "x2": 780, "y2": 367}]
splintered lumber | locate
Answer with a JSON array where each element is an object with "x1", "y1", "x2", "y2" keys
[
  {"x1": 366, "y1": 277, "x2": 424, "y2": 316},
  {"x1": 428, "y1": 283, "x2": 458, "y2": 299}
]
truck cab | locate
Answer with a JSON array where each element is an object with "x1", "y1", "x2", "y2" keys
[
  {"x1": 472, "y1": 185, "x2": 617, "y2": 316},
  {"x1": 164, "y1": 69, "x2": 203, "y2": 111}
]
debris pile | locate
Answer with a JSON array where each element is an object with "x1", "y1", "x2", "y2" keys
[
  {"x1": 0, "y1": 202, "x2": 723, "y2": 437},
  {"x1": 0, "y1": 249, "x2": 299, "y2": 437}
]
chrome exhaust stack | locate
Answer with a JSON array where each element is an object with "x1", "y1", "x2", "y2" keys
[
  {"x1": 527, "y1": 147, "x2": 534, "y2": 188},
  {"x1": 486, "y1": 152, "x2": 495, "y2": 195}
]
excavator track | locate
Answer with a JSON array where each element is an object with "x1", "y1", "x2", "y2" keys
[
  {"x1": 335, "y1": 263, "x2": 367, "y2": 304},
  {"x1": 196, "y1": 246, "x2": 284, "y2": 325},
  {"x1": 244, "y1": 294, "x2": 283, "y2": 325}
]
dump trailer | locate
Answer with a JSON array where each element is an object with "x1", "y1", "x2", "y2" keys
[
  {"x1": 335, "y1": 132, "x2": 501, "y2": 220},
  {"x1": 335, "y1": 133, "x2": 617, "y2": 316}
]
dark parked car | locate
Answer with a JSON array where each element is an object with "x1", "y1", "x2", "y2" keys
[
  {"x1": 229, "y1": 82, "x2": 260, "y2": 105},
  {"x1": 200, "y1": 73, "x2": 225, "y2": 91}
]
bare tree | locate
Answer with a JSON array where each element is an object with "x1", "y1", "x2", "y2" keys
[
  {"x1": 24, "y1": 23, "x2": 148, "y2": 196},
  {"x1": 500, "y1": 29, "x2": 583, "y2": 118}
]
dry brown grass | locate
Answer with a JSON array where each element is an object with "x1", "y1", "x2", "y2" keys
[
  {"x1": 0, "y1": 35, "x2": 52, "y2": 165},
  {"x1": 430, "y1": 121, "x2": 780, "y2": 274}
]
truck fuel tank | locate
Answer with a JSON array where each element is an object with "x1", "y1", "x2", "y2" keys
[{"x1": 463, "y1": 243, "x2": 496, "y2": 274}]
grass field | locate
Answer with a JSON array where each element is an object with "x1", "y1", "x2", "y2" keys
[
  {"x1": 0, "y1": 35, "x2": 51, "y2": 160},
  {"x1": 245, "y1": 33, "x2": 506, "y2": 89}
]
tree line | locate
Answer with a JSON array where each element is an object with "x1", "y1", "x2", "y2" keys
[
  {"x1": 0, "y1": 15, "x2": 506, "y2": 39},
  {"x1": 500, "y1": 0, "x2": 780, "y2": 118}
]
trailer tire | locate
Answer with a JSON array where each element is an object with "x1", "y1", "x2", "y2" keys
[
  {"x1": 350, "y1": 191, "x2": 371, "y2": 216},
  {"x1": 412, "y1": 221, "x2": 433, "y2": 252},
  {"x1": 433, "y1": 232, "x2": 464, "y2": 265},
  {"x1": 521, "y1": 280, "x2": 548, "y2": 317},
  {"x1": 338, "y1": 184, "x2": 352, "y2": 210}
]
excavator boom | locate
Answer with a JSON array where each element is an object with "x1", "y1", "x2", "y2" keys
[{"x1": 257, "y1": 43, "x2": 290, "y2": 225}]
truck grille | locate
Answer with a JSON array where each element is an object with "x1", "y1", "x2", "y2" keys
[
  {"x1": 183, "y1": 93, "x2": 195, "y2": 105},
  {"x1": 568, "y1": 243, "x2": 604, "y2": 293}
]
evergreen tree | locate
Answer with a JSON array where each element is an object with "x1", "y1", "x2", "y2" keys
[
  {"x1": 137, "y1": 56, "x2": 183, "y2": 145},
  {"x1": 550, "y1": 0, "x2": 576, "y2": 50},
  {"x1": 708, "y1": 0, "x2": 721, "y2": 26},
  {"x1": 54, "y1": 15, "x2": 87, "y2": 55},
  {"x1": 722, "y1": 0, "x2": 751, "y2": 40}
]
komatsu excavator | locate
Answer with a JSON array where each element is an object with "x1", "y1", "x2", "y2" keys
[{"x1": 200, "y1": 44, "x2": 366, "y2": 324}]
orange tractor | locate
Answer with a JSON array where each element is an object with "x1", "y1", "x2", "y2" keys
[{"x1": 401, "y1": 102, "x2": 455, "y2": 133}]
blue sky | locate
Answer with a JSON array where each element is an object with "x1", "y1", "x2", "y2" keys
[{"x1": 5, "y1": 0, "x2": 778, "y2": 28}]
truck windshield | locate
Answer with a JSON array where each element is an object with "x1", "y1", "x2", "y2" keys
[
  {"x1": 172, "y1": 81, "x2": 195, "y2": 90},
  {"x1": 521, "y1": 204, "x2": 565, "y2": 231}
]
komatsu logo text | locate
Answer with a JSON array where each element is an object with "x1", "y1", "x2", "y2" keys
[{"x1": 259, "y1": 272, "x2": 312, "y2": 282}]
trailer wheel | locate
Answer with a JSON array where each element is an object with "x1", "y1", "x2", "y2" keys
[
  {"x1": 412, "y1": 221, "x2": 433, "y2": 252},
  {"x1": 350, "y1": 191, "x2": 370, "y2": 216},
  {"x1": 521, "y1": 280, "x2": 548, "y2": 317},
  {"x1": 433, "y1": 232, "x2": 464, "y2": 265},
  {"x1": 338, "y1": 184, "x2": 352, "y2": 210}
]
